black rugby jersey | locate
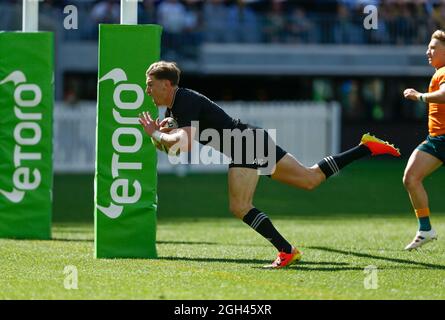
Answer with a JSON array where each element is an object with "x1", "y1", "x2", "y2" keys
[
  {"x1": 165, "y1": 88, "x2": 240, "y2": 147},
  {"x1": 164, "y1": 88, "x2": 287, "y2": 169}
]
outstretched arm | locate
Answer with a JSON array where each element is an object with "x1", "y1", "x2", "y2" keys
[
  {"x1": 404, "y1": 83, "x2": 445, "y2": 103},
  {"x1": 138, "y1": 112, "x2": 195, "y2": 152}
]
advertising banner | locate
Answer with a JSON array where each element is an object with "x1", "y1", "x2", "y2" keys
[
  {"x1": 95, "y1": 25, "x2": 161, "y2": 258},
  {"x1": 0, "y1": 32, "x2": 53, "y2": 239}
]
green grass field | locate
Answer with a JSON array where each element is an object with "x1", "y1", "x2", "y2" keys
[
  {"x1": 1, "y1": 160, "x2": 445, "y2": 299},
  {"x1": 1, "y1": 217, "x2": 444, "y2": 299}
]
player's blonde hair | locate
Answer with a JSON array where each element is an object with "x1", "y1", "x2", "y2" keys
[
  {"x1": 431, "y1": 30, "x2": 445, "y2": 43},
  {"x1": 146, "y1": 61, "x2": 181, "y2": 86}
]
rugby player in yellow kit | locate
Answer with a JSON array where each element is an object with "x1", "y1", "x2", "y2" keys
[{"x1": 403, "y1": 30, "x2": 445, "y2": 250}]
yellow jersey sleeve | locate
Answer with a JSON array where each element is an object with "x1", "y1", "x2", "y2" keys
[{"x1": 428, "y1": 67, "x2": 445, "y2": 136}]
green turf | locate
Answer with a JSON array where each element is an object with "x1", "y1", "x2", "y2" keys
[
  {"x1": 1, "y1": 216, "x2": 444, "y2": 299},
  {"x1": 53, "y1": 159, "x2": 445, "y2": 222},
  {"x1": 4, "y1": 160, "x2": 445, "y2": 299}
]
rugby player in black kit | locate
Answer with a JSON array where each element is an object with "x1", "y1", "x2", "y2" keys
[{"x1": 139, "y1": 61, "x2": 400, "y2": 269}]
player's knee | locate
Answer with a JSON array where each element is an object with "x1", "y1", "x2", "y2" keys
[
  {"x1": 229, "y1": 201, "x2": 251, "y2": 219},
  {"x1": 403, "y1": 172, "x2": 420, "y2": 189}
]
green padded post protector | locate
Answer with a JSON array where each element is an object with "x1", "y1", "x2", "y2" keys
[
  {"x1": 95, "y1": 24, "x2": 162, "y2": 258},
  {"x1": 0, "y1": 32, "x2": 53, "y2": 239}
]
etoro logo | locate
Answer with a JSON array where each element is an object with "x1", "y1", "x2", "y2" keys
[
  {"x1": 0, "y1": 71, "x2": 43, "y2": 203},
  {"x1": 97, "y1": 68, "x2": 144, "y2": 219}
]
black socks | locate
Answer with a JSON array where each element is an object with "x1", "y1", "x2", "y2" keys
[
  {"x1": 243, "y1": 208, "x2": 293, "y2": 253},
  {"x1": 317, "y1": 144, "x2": 371, "y2": 178}
]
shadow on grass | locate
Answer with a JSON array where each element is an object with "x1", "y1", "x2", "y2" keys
[
  {"x1": 308, "y1": 246, "x2": 445, "y2": 270},
  {"x1": 159, "y1": 256, "x2": 271, "y2": 264},
  {"x1": 158, "y1": 256, "x2": 353, "y2": 267},
  {"x1": 157, "y1": 240, "x2": 218, "y2": 245},
  {"x1": 50, "y1": 238, "x2": 218, "y2": 246},
  {"x1": 255, "y1": 265, "x2": 366, "y2": 271},
  {"x1": 256, "y1": 263, "x2": 429, "y2": 272},
  {"x1": 159, "y1": 255, "x2": 427, "y2": 271},
  {"x1": 255, "y1": 261, "x2": 428, "y2": 271}
]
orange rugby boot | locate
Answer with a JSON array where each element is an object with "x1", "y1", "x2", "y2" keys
[
  {"x1": 360, "y1": 133, "x2": 401, "y2": 157},
  {"x1": 263, "y1": 247, "x2": 303, "y2": 269}
]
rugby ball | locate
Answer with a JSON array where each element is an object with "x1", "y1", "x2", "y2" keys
[
  {"x1": 151, "y1": 117, "x2": 180, "y2": 156},
  {"x1": 163, "y1": 117, "x2": 178, "y2": 129}
]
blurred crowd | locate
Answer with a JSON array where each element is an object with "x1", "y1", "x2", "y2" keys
[
  {"x1": 2, "y1": 0, "x2": 445, "y2": 54},
  {"x1": 1, "y1": 0, "x2": 438, "y2": 121}
]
